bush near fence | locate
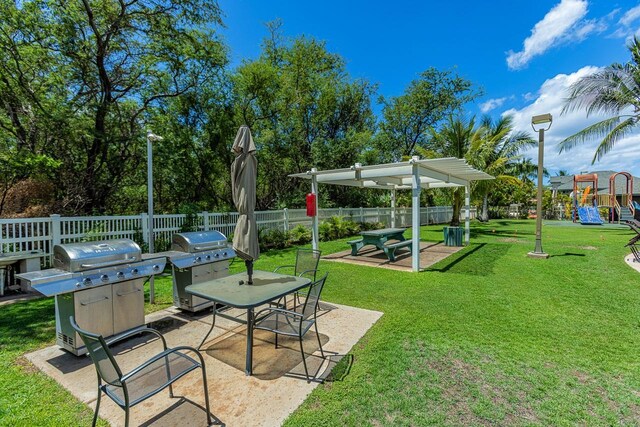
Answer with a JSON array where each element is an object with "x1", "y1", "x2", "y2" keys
[{"x1": 0, "y1": 206, "x2": 476, "y2": 259}]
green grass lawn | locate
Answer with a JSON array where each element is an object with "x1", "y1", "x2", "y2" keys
[{"x1": 1, "y1": 220, "x2": 639, "y2": 426}]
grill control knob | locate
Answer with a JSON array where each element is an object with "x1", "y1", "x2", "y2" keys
[
  {"x1": 222, "y1": 252, "x2": 227, "y2": 257},
  {"x1": 152, "y1": 264, "x2": 160, "y2": 272},
  {"x1": 82, "y1": 277, "x2": 92, "y2": 286},
  {"x1": 205, "y1": 255, "x2": 211, "y2": 261},
  {"x1": 100, "y1": 274, "x2": 109, "y2": 282},
  {"x1": 195, "y1": 256, "x2": 202, "y2": 263},
  {"x1": 116, "y1": 271, "x2": 125, "y2": 279},
  {"x1": 214, "y1": 253, "x2": 220, "y2": 258},
  {"x1": 76, "y1": 282, "x2": 82, "y2": 288},
  {"x1": 131, "y1": 268, "x2": 139, "y2": 275}
]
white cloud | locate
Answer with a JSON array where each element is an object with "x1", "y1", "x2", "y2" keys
[
  {"x1": 480, "y1": 97, "x2": 508, "y2": 113},
  {"x1": 612, "y1": 5, "x2": 640, "y2": 40},
  {"x1": 502, "y1": 66, "x2": 640, "y2": 177},
  {"x1": 619, "y1": 5, "x2": 640, "y2": 27},
  {"x1": 507, "y1": 0, "x2": 601, "y2": 70}
]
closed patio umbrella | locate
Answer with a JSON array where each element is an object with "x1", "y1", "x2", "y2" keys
[{"x1": 231, "y1": 125, "x2": 260, "y2": 284}]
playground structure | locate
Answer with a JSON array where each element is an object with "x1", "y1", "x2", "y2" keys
[
  {"x1": 571, "y1": 172, "x2": 635, "y2": 224},
  {"x1": 609, "y1": 172, "x2": 635, "y2": 223},
  {"x1": 572, "y1": 173, "x2": 603, "y2": 225}
]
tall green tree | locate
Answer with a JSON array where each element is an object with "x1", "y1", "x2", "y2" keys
[
  {"x1": 469, "y1": 115, "x2": 536, "y2": 221},
  {"x1": 376, "y1": 68, "x2": 481, "y2": 162},
  {"x1": 233, "y1": 22, "x2": 376, "y2": 209},
  {"x1": 0, "y1": 0, "x2": 228, "y2": 214},
  {"x1": 428, "y1": 115, "x2": 478, "y2": 226},
  {"x1": 560, "y1": 36, "x2": 640, "y2": 163}
]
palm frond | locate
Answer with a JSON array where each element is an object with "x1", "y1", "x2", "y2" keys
[
  {"x1": 592, "y1": 116, "x2": 638, "y2": 163},
  {"x1": 558, "y1": 116, "x2": 628, "y2": 153}
]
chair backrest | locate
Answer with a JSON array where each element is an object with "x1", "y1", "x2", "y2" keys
[
  {"x1": 295, "y1": 249, "x2": 321, "y2": 280},
  {"x1": 301, "y1": 272, "x2": 328, "y2": 319},
  {"x1": 69, "y1": 317, "x2": 123, "y2": 386}
]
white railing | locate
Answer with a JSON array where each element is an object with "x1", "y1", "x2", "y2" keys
[{"x1": 1, "y1": 206, "x2": 476, "y2": 259}]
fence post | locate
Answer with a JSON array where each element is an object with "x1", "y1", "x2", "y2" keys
[
  {"x1": 203, "y1": 211, "x2": 209, "y2": 231},
  {"x1": 339, "y1": 207, "x2": 343, "y2": 218},
  {"x1": 140, "y1": 213, "x2": 149, "y2": 244},
  {"x1": 283, "y1": 208, "x2": 289, "y2": 232},
  {"x1": 50, "y1": 214, "x2": 61, "y2": 246},
  {"x1": 360, "y1": 207, "x2": 364, "y2": 223}
]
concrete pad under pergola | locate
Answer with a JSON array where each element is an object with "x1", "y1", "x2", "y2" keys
[{"x1": 290, "y1": 157, "x2": 494, "y2": 272}]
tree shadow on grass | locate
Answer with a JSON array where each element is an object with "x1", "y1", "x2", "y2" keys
[
  {"x1": 470, "y1": 227, "x2": 534, "y2": 238},
  {"x1": 550, "y1": 253, "x2": 586, "y2": 257},
  {"x1": 426, "y1": 243, "x2": 509, "y2": 276}
]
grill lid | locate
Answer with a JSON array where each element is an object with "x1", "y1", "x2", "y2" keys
[
  {"x1": 54, "y1": 239, "x2": 141, "y2": 272},
  {"x1": 172, "y1": 231, "x2": 228, "y2": 253}
]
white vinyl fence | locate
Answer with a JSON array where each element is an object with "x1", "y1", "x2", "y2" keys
[{"x1": 1, "y1": 206, "x2": 476, "y2": 259}]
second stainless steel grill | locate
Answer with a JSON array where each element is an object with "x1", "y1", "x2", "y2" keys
[
  {"x1": 17, "y1": 239, "x2": 166, "y2": 355},
  {"x1": 165, "y1": 231, "x2": 235, "y2": 312}
]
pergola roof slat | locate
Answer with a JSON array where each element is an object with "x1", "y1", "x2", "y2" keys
[{"x1": 290, "y1": 157, "x2": 493, "y2": 189}]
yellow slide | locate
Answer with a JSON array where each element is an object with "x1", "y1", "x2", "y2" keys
[{"x1": 581, "y1": 186, "x2": 591, "y2": 205}]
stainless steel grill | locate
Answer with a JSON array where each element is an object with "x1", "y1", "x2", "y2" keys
[
  {"x1": 17, "y1": 239, "x2": 166, "y2": 355},
  {"x1": 165, "y1": 231, "x2": 235, "y2": 312}
]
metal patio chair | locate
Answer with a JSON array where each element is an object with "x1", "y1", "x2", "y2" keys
[
  {"x1": 273, "y1": 248, "x2": 321, "y2": 307},
  {"x1": 70, "y1": 317, "x2": 212, "y2": 427},
  {"x1": 253, "y1": 272, "x2": 328, "y2": 382},
  {"x1": 626, "y1": 233, "x2": 640, "y2": 263}
]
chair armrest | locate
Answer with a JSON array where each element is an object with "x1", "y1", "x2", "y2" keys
[
  {"x1": 297, "y1": 269, "x2": 318, "y2": 279},
  {"x1": 106, "y1": 327, "x2": 168, "y2": 351},
  {"x1": 254, "y1": 306, "x2": 304, "y2": 322},
  {"x1": 121, "y1": 345, "x2": 203, "y2": 382},
  {"x1": 274, "y1": 265, "x2": 295, "y2": 274}
]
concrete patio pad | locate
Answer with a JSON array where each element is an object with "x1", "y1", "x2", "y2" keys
[
  {"x1": 625, "y1": 254, "x2": 640, "y2": 273},
  {"x1": 26, "y1": 302, "x2": 382, "y2": 426},
  {"x1": 323, "y1": 241, "x2": 463, "y2": 271}
]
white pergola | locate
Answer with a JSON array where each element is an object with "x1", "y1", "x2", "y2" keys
[{"x1": 290, "y1": 157, "x2": 494, "y2": 272}]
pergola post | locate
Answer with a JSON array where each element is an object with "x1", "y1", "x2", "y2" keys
[
  {"x1": 411, "y1": 161, "x2": 420, "y2": 272},
  {"x1": 464, "y1": 184, "x2": 470, "y2": 245},
  {"x1": 390, "y1": 189, "x2": 396, "y2": 228},
  {"x1": 311, "y1": 168, "x2": 319, "y2": 251}
]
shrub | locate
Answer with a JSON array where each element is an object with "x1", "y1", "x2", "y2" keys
[
  {"x1": 258, "y1": 228, "x2": 289, "y2": 251},
  {"x1": 359, "y1": 221, "x2": 384, "y2": 231},
  {"x1": 318, "y1": 216, "x2": 362, "y2": 241},
  {"x1": 288, "y1": 225, "x2": 312, "y2": 245}
]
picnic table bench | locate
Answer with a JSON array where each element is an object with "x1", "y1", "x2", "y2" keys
[{"x1": 348, "y1": 227, "x2": 411, "y2": 261}]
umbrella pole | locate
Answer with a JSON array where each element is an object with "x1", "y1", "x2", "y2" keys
[{"x1": 245, "y1": 260, "x2": 253, "y2": 284}]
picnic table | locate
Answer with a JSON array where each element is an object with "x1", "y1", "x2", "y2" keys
[
  {"x1": 348, "y1": 227, "x2": 412, "y2": 261},
  {"x1": 186, "y1": 270, "x2": 310, "y2": 376}
]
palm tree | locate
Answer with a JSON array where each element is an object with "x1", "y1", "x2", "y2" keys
[
  {"x1": 512, "y1": 158, "x2": 547, "y2": 183},
  {"x1": 560, "y1": 36, "x2": 640, "y2": 163},
  {"x1": 469, "y1": 115, "x2": 537, "y2": 221},
  {"x1": 427, "y1": 115, "x2": 477, "y2": 226}
]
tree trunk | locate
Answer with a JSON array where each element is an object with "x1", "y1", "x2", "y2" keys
[
  {"x1": 450, "y1": 187, "x2": 463, "y2": 226},
  {"x1": 479, "y1": 193, "x2": 489, "y2": 222}
]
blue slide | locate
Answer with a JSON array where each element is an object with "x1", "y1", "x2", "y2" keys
[{"x1": 577, "y1": 207, "x2": 604, "y2": 225}]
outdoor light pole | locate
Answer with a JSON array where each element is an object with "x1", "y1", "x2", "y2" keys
[
  {"x1": 528, "y1": 114, "x2": 552, "y2": 259},
  {"x1": 147, "y1": 130, "x2": 163, "y2": 303}
]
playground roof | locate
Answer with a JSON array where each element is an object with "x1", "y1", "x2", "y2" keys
[{"x1": 551, "y1": 171, "x2": 640, "y2": 194}]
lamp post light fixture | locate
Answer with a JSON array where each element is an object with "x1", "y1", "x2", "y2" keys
[
  {"x1": 528, "y1": 114, "x2": 552, "y2": 259},
  {"x1": 146, "y1": 130, "x2": 163, "y2": 303}
]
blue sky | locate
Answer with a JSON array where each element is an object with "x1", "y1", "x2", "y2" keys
[{"x1": 218, "y1": 0, "x2": 640, "y2": 177}]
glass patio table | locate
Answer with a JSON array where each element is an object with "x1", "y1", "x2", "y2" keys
[{"x1": 186, "y1": 270, "x2": 311, "y2": 376}]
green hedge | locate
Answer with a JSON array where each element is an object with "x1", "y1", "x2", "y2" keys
[{"x1": 257, "y1": 217, "x2": 384, "y2": 252}]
